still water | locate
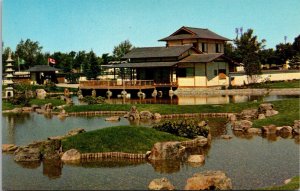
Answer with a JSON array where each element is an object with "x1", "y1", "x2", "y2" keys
[
  {"x1": 72, "y1": 95, "x2": 300, "y2": 105},
  {"x1": 2, "y1": 113, "x2": 300, "y2": 190}
]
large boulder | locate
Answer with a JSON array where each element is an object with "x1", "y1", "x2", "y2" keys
[
  {"x1": 247, "y1": 128, "x2": 262, "y2": 134},
  {"x1": 239, "y1": 109, "x2": 258, "y2": 120},
  {"x1": 228, "y1": 114, "x2": 237, "y2": 122},
  {"x1": 258, "y1": 103, "x2": 279, "y2": 117},
  {"x1": 265, "y1": 110, "x2": 279, "y2": 117},
  {"x1": 2, "y1": 144, "x2": 18, "y2": 152},
  {"x1": 140, "y1": 111, "x2": 153, "y2": 120},
  {"x1": 231, "y1": 120, "x2": 252, "y2": 131},
  {"x1": 262, "y1": 124, "x2": 277, "y2": 134},
  {"x1": 11, "y1": 108, "x2": 23, "y2": 114},
  {"x1": 153, "y1": 113, "x2": 162, "y2": 120},
  {"x1": 276, "y1": 126, "x2": 293, "y2": 134},
  {"x1": 148, "y1": 141, "x2": 185, "y2": 161},
  {"x1": 61, "y1": 149, "x2": 81, "y2": 162},
  {"x1": 148, "y1": 178, "x2": 175, "y2": 190},
  {"x1": 184, "y1": 171, "x2": 232, "y2": 190},
  {"x1": 187, "y1": 155, "x2": 205, "y2": 163},
  {"x1": 293, "y1": 120, "x2": 300, "y2": 135},
  {"x1": 195, "y1": 136, "x2": 208, "y2": 146},
  {"x1": 36, "y1": 89, "x2": 47, "y2": 99},
  {"x1": 127, "y1": 106, "x2": 140, "y2": 120},
  {"x1": 14, "y1": 147, "x2": 41, "y2": 162}
]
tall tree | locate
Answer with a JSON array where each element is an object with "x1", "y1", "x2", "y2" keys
[
  {"x1": 275, "y1": 43, "x2": 296, "y2": 64},
  {"x1": 234, "y1": 29, "x2": 265, "y2": 77},
  {"x1": 83, "y1": 51, "x2": 100, "y2": 80},
  {"x1": 15, "y1": 39, "x2": 43, "y2": 68},
  {"x1": 112, "y1": 40, "x2": 133, "y2": 61}
]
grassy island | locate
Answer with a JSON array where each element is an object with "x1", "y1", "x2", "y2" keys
[{"x1": 62, "y1": 126, "x2": 188, "y2": 153}]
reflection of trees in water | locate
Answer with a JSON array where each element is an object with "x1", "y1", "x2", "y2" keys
[{"x1": 3, "y1": 113, "x2": 31, "y2": 144}]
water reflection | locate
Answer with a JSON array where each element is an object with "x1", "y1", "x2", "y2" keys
[
  {"x1": 43, "y1": 159, "x2": 63, "y2": 179},
  {"x1": 15, "y1": 160, "x2": 41, "y2": 169},
  {"x1": 72, "y1": 95, "x2": 300, "y2": 106}
]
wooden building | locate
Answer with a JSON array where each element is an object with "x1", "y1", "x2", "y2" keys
[
  {"x1": 103, "y1": 26, "x2": 235, "y2": 89},
  {"x1": 27, "y1": 65, "x2": 61, "y2": 85}
]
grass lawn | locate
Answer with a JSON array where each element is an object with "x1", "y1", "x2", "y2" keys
[
  {"x1": 2, "y1": 101, "x2": 19, "y2": 110},
  {"x1": 239, "y1": 80, "x2": 300, "y2": 89},
  {"x1": 62, "y1": 126, "x2": 188, "y2": 153},
  {"x1": 252, "y1": 98, "x2": 300, "y2": 128},
  {"x1": 29, "y1": 98, "x2": 65, "y2": 106},
  {"x1": 260, "y1": 176, "x2": 299, "y2": 190}
]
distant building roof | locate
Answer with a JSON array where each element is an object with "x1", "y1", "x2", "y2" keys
[
  {"x1": 179, "y1": 53, "x2": 224, "y2": 63},
  {"x1": 103, "y1": 62, "x2": 177, "y2": 68},
  {"x1": 123, "y1": 45, "x2": 193, "y2": 59},
  {"x1": 159, "y1": 26, "x2": 230, "y2": 41},
  {"x1": 27, "y1": 65, "x2": 61, "y2": 72}
]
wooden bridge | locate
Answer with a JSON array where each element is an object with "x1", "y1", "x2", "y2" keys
[{"x1": 79, "y1": 80, "x2": 156, "y2": 90}]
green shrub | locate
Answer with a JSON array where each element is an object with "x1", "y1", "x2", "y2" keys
[{"x1": 153, "y1": 119, "x2": 210, "y2": 139}]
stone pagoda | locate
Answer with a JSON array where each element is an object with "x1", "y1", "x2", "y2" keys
[{"x1": 4, "y1": 51, "x2": 15, "y2": 98}]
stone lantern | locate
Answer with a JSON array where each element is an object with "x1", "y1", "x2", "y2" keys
[{"x1": 5, "y1": 51, "x2": 15, "y2": 98}]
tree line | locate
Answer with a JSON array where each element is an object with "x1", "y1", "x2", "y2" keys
[
  {"x1": 2, "y1": 39, "x2": 133, "y2": 81},
  {"x1": 225, "y1": 29, "x2": 300, "y2": 76}
]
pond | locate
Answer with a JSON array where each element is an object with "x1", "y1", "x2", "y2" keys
[
  {"x1": 2, "y1": 113, "x2": 299, "y2": 190},
  {"x1": 71, "y1": 94, "x2": 299, "y2": 105}
]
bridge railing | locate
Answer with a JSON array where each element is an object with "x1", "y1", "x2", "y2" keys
[{"x1": 79, "y1": 80, "x2": 155, "y2": 88}]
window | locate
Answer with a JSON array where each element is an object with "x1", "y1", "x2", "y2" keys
[
  {"x1": 177, "y1": 68, "x2": 194, "y2": 77},
  {"x1": 202, "y1": 43, "x2": 208, "y2": 52},
  {"x1": 216, "y1": 43, "x2": 222, "y2": 53}
]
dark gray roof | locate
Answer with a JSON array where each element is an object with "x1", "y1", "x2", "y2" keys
[
  {"x1": 102, "y1": 62, "x2": 177, "y2": 68},
  {"x1": 159, "y1": 26, "x2": 230, "y2": 41},
  {"x1": 123, "y1": 45, "x2": 193, "y2": 59},
  {"x1": 27, "y1": 65, "x2": 61, "y2": 72},
  {"x1": 179, "y1": 53, "x2": 224, "y2": 63}
]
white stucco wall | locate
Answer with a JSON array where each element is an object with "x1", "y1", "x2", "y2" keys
[{"x1": 230, "y1": 70, "x2": 300, "y2": 86}]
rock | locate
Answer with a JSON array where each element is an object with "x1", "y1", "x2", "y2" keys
[
  {"x1": 276, "y1": 126, "x2": 293, "y2": 134},
  {"x1": 140, "y1": 111, "x2": 153, "y2": 120},
  {"x1": 198, "y1": 121, "x2": 207, "y2": 127},
  {"x1": 22, "y1": 107, "x2": 33, "y2": 112},
  {"x1": 262, "y1": 124, "x2": 277, "y2": 134},
  {"x1": 2, "y1": 144, "x2": 18, "y2": 152},
  {"x1": 258, "y1": 113, "x2": 266, "y2": 119},
  {"x1": 258, "y1": 103, "x2": 274, "y2": 113},
  {"x1": 231, "y1": 120, "x2": 252, "y2": 131},
  {"x1": 265, "y1": 109, "x2": 279, "y2": 117},
  {"x1": 184, "y1": 171, "x2": 232, "y2": 190},
  {"x1": 105, "y1": 116, "x2": 121, "y2": 121},
  {"x1": 284, "y1": 178, "x2": 292, "y2": 184},
  {"x1": 146, "y1": 151, "x2": 152, "y2": 158},
  {"x1": 14, "y1": 147, "x2": 41, "y2": 162},
  {"x1": 11, "y1": 108, "x2": 23, "y2": 113},
  {"x1": 64, "y1": 88, "x2": 70, "y2": 98},
  {"x1": 239, "y1": 109, "x2": 258, "y2": 120},
  {"x1": 148, "y1": 178, "x2": 175, "y2": 190},
  {"x1": 220, "y1": 135, "x2": 232, "y2": 139},
  {"x1": 228, "y1": 114, "x2": 237, "y2": 122},
  {"x1": 67, "y1": 128, "x2": 86, "y2": 136},
  {"x1": 148, "y1": 141, "x2": 185, "y2": 161},
  {"x1": 65, "y1": 98, "x2": 73, "y2": 106},
  {"x1": 36, "y1": 108, "x2": 45, "y2": 114},
  {"x1": 187, "y1": 155, "x2": 205, "y2": 164},
  {"x1": 153, "y1": 113, "x2": 162, "y2": 120},
  {"x1": 128, "y1": 106, "x2": 140, "y2": 120},
  {"x1": 61, "y1": 149, "x2": 81, "y2": 162},
  {"x1": 36, "y1": 89, "x2": 47, "y2": 99},
  {"x1": 31, "y1": 104, "x2": 40, "y2": 111},
  {"x1": 293, "y1": 120, "x2": 300, "y2": 135},
  {"x1": 195, "y1": 136, "x2": 208, "y2": 146},
  {"x1": 207, "y1": 134, "x2": 212, "y2": 145},
  {"x1": 48, "y1": 135, "x2": 67, "y2": 140},
  {"x1": 247, "y1": 128, "x2": 262, "y2": 134}
]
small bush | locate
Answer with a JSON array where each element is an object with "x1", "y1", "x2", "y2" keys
[
  {"x1": 153, "y1": 119, "x2": 210, "y2": 139},
  {"x1": 82, "y1": 96, "x2": 105, "y2": 105}
]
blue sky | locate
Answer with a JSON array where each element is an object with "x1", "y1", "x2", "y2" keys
[{"x1": 3, "y1": 0, "x2": 300, "y2": 55}]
